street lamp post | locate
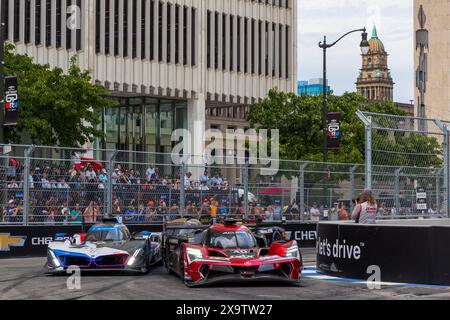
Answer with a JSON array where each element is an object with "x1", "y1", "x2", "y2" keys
[
  {"x1": 0, "y1": 13, "x2": 4, "y2": 144},
  {"x1": 318, "y1": 28, "x2": 369, "y2": 207}
]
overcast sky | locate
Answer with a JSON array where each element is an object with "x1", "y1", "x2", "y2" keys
[{"x1": 297, "y1": 0, "x2": 414, "y2": 103}]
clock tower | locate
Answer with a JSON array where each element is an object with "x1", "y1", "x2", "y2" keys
[{"x1": 356, "y1": 25, "x2": 394, "y2": 101}]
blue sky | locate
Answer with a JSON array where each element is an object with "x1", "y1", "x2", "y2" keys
[{"x1": 297, "y1": 0, "x2": 414, "y2": 103}]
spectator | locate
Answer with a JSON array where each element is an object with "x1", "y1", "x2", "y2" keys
[
  {"x1": 199, "y1": 171, "x2": 209, "y2": 185},
  {"x1": 200, "y1": 199, "x2": 210, "y2": 218},
  {"x1": 112, "y1": 198, "x2": 122, "y2": 216},
  {"x1": 352, "y1": 190, "x2": 378, "y2": 224},
  {"x1": 290, "y1": 200, "x2": 300, "y2": 220},
  {"x1": 145, "y1": 201, "x2": 157, "y2": 221},
  {"x1": 184, "y1": 172, "x2": 192, "y2": 189},
  {"x1": 169, "y1": 203, "x2": 179, "y2": 217},
  {"x1": 69, "y1": 203, "x2": 82, "y2": 224},
  {"x1": 329, "y1": 202, "x2": 340, "y2": 221},
  {"x1": 377, "y1": 202, "x2": 387, "y2": 216},
  {"x1": 7, "y1": 178, "x2": 19, "y2": 189},
  {"x1": 273, "y1": 201, "x2": 282, "y2": 221},
  {"x1": 210, "y1": 197, "x2": 218, "y2": 222},
  {"x1": 146, "y1": 165, "x2": 155, "y2": 183},
  {"x1": 84, "y1": 201, "x2": 95, "y2": 223},
  {"x1": 218, "y1": 202, "x2": 229, "y2": 217},
  {"x1": 310, "y1": 202, "x2": 321, "y2": 222},
  {"x1": 428, "y1": 204, "x2": 438, "y2": 218},
  {"x1": 338, "y1": 203, "x2": 349, "y2": 221},
  {"x1": 57, "y1": 202, "x2": 70, "y2": 224},
  {"x1": 57, "y1": 178, "x2": 70, "y2": 203},
  {"x1": 136, "y1": 203, "x2": 145, "y2": 223}
]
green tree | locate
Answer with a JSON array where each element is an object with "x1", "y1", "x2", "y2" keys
[
  {"x1": 248, "y1": 89, "x2": 441, "y2": 167},
  {"x1": 3, "y1": 44, "x2": 117, "y2": 147}
]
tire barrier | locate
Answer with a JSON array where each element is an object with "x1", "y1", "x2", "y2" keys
[
  {"x1": 0, "y1": 222, "x2": 317, "y2": 258},
  {"x1": 317, "y1": 220, "x2": 450, "y2": 286}
]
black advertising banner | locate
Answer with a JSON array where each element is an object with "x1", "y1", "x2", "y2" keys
[
  {"x1": 327, "y1": 112, "x2": 341, "y2": 150},
  {"x1": 4, "y1": 76, "x2": 19, "y2": 126},
  {"x1": 0, "y1": 223, "x2": 317, "y2": 258},
  {"x1": 316, "y1": 222, "x2": 450, "y2": 285}
]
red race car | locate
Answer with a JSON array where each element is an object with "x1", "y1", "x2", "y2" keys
[{"x1": 163, "y1": 219, "x2": 302, "y2": 287}]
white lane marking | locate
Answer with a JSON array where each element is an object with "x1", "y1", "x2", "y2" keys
[{"x1": 302, "y1": 265, "x2": 450, "y2": 289}]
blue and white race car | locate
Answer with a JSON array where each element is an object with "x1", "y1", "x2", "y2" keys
[{"x1": 45, "y1": 218, "x2": 161, "y2": 274}]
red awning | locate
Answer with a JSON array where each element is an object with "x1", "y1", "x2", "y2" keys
[{"x1": 74, "y1": 158, "x2": 105, "y2": 172}]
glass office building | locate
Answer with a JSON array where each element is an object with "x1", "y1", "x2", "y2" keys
[{"x1": 94, "y1": 97, "x2": 187, "y2": 163}]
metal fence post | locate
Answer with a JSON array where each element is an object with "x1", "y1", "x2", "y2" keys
[
  {"x1": 23, "y1": 146, "x2": 35, "y2": 226},
  {"x1": 356, "y1": 111, "x2": 372, "y2": 190},
  {"x1": 243, "y1": 161, "x2": 249, "y2": 219},
  {"x1": 180, "y1": 162, "x2": 186, "y2": 216},
  {"x1": 395, "y1": 167, "x2": 404, "y2": 216},
  {"x1": 350, "y1": 165, "x2": 359, "y2": 213},
  {"x1": 436, "y1": 168, "x2": 442, "y2": 212},
  {"x1": 107, "y1": 151, "x2": 118, "y2": 216},
  {"x1": 435, "y1": 120, "x2": 449, "y2": 217},
  {"x1": 445, "y1": 126, "x2": 450, "y2": 218},
  {"x1": 299, "y1": 162, "x2": 309, "y2": 222}
]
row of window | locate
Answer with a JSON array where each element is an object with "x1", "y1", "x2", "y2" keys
[
  {"x1": 95, "y1": 0, "x2": 196, "y2": 66},
  {"x1": 1, "y1": 0, "x2": 291, "y2": 78},
  {"x1": 207, "y1": 11, "x2": 290, "y2": 78},
  {"x1": 249, "y1": 0, "x2": 291, "y2": 8},
  {"x1": 2, "y1": 0, "x2": 83, "y2": 51}
]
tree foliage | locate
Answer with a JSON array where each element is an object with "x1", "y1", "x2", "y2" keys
[
  {"x1": 3, "y1": 44, "x2": 117, "y2": 147},
  {"x1": 248, "y1": 89, "x2": 442, "y2": 168}
]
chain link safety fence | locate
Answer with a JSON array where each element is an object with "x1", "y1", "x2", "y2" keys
[
  {"x1": 1, "y1": 118, "x2": 449, "y2": 227},
  {"x1": 358, "y1": 111, "x2": 448, "y2": 219},
  {"x1": 0, "y1": 144, "x2": 376, "y2": 225}
]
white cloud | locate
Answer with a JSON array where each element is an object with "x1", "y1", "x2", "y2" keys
[{"x1": 297, "y1": 0, "x2": 414, "y2": 103}]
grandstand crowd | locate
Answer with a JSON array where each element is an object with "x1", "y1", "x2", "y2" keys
[
  {"x1": 0, "y1": 161, "x2": 299, "y2": 224},
  {"x1": 1, "y1": 160, "x2": 441, "y2": 224}
]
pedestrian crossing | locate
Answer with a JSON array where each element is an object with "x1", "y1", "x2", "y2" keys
[{"x1": 302, "y1": 265, "x2": 450, "y2": 289}]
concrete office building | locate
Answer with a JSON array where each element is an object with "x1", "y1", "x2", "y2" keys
[
  {"x1": 413, "y1": 1, "x2": 450, "y2": 121},
  {"x1": 1, "y1": 0, "x2": 298, "y2": 166}
]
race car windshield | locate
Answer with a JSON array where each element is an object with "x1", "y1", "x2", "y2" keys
[
  {"x1": 86, "y1": 227, "x2": 130, "y2": 242},
  {"x1": 206, "y1": 230, "x2": 256, "y2": 249}
]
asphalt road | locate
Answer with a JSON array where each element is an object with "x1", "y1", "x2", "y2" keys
[{"x1": 1, "y1": 248, "x2": 450, "y2": 300}]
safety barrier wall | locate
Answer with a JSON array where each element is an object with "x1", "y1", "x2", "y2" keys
[
  {"x1": 317, "y1": 221, "x2": 450, "y2": 285},
  {"x1": 0, "y1": 222, "x2": 318, "y2": 258}
]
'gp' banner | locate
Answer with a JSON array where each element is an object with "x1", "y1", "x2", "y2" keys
[
  {"x1": 4, "y1": 76, "x2": 19, "y2": 127},
  {"x1": 327, "y1": 112, "x2": 341, "y2": 150}
]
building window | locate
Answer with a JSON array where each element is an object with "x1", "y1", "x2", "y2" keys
[
  {"x1": 36, "y1": 0, "x2": 41, "y2": 45},
  {"x1": 158, "y1": 1, "x2": 163, "y2": 62},
  {"x1": 140, "y1": 0, "x2": 145, "y2": 58},
  {"x1": 13, "y1": 0, "x2": 20, "y2": 42},
  {"x1": 207, "y1": 10, "x2": 211, "y2": 68},
  {"x1": 175, "y1": 4, "x2": 179, "y2": 64},
  {"x1": 45, "y1": 0, "x2": 51, "y2": 46},
  {"x1": 132, "y1": 0, "x2": 137, "y2": 58},
  {"x1": 191, "y1": 8, "x2": 195, "y2": 66},
  {"x1": 237, "y1": 16, "x2": 241, "y2": 72},
  {"x1": 95, "y1": 0, "x2": 100, "y2": 53},
  {"x1": 56, "y1": 0, "x2": 62, "y2": 48},
  {"x1": 76, "y1": 0, "x2": 81, "y2": 51},
  {"x1": 25, "y1": 0, "x2": 31, "y2": 44},
  {"x1": 244, "y1": 18, "x2": 248, "y2": 73},
  {"x1": 123, "y1": 0, "x2": 128, "y2": 57},
  {"x1": 167, "y1": 2, "x2": 171, "y2": 62},
  {"x1": 2, "y1": 0, "x2": 8, "y2": 41},
  {"x1": 114, "y1": 0, "x2": 119, "y2": 56},
  {"x1": 182, "y1": 6, "x2": 187, "y2": 65},
  {"x1": 105, "y1": 0, "x2": 110, "y2": 54}
]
